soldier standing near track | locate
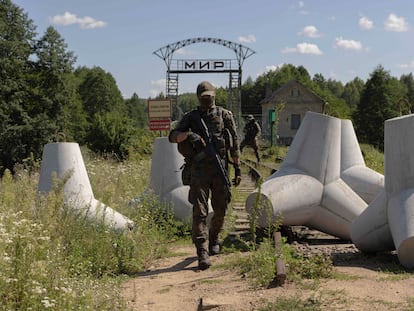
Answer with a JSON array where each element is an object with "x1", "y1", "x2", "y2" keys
[
  {"x1": 168, "y1": 81, "x2": 241, "y2": 270},
  {"x1": 240, "y1": 114, "x2": 261, "y2": 162}
]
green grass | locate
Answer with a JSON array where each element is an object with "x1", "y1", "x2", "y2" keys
[
  {"x1": 360, "y1": 143, "x2": 384, "y2": 174},
  {"x1": 0, "y1": 141, "x2": 387, "y2": 309},
  {"x1": 0, "y1": 149, "x2": 189, "y2": 310}
]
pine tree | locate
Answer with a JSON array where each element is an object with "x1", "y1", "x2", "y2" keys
[{"x1": 354, "y1": 65, "x2": 399, "y2": 150}]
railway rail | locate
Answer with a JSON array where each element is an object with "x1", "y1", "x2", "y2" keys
[
  {"x1": 230, "y1": 157, "x2": 287, "y2": 285},
  {"x1": 230, "y1": 157, "x2": 279, "y2": 236}
]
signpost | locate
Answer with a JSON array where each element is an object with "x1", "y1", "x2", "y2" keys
[{"x1": 148, "y1": 99, "x2": 172, "y2": 133}]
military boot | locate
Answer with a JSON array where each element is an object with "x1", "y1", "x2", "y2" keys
[
  {"x1": 209, "y1": 243, "x2": 220, "y2": 256},
  {"x1": 209, "y1": 237, "x2": 221, "y2": 256},
  {"x1": 197, "y1": 247, "x2": 211, "y2": 270}
]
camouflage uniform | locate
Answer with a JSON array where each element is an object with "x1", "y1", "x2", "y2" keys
[
  {"x1": 240, "y1": 115, "x2": 261, "y2": 162},
  {"x1": 169, "y1": 105, "x2": 240, "y2": 253}
]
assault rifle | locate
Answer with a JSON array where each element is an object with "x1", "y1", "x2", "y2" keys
[{"x1": 199, "y1": 117, "x2": 232, "y2": 202}]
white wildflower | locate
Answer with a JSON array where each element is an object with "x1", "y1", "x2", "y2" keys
[{"x1": 41, "y1": 298, "x2": 55, "y2": 308}]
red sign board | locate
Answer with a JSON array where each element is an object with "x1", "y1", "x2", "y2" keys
[
  {"x1": 150, "y1": 119, "x2": 171, "y2": 131},
  {"x1": 148, "y1": 99, "x2": 172, "y2": 131}
]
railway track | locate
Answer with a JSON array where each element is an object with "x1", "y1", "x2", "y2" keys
[
  {"x1": 229, "y1": 158, "x2": 279, "y2": 236},
  {"x1": 229, "y1": 157, "x2": 287, "y2": 284}
]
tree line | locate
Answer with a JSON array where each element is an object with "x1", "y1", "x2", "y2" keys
[
  {"x1": 1, "y1": 0, "x2": 151, "y2": 174},
  {"x1": 240, "y1": 63, "x2": 414, "y2": 151},
  {"x1": 175, "y1": 64, "x2": 414, "y2": 152},
  {"x1": 2, "y1": 0, "x2": 414, "y2": 174}
]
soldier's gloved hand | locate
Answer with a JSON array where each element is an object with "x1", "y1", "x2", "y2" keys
[
  {"x1": 187, "y1": 132, "x2": 205, "y2": 151},
  {"x1": 233, "y1": 164, "x2": 241, "y2": 187}
]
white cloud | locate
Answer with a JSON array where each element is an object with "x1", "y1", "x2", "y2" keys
[
  {"x1": 384, "y1": 13, "x2": 408, "y2": 32},
  {"x1": 149, "y1": 89, "x2": 160, "y2": 98},
  {"x1": 281, "y1": 42, "x2": 323, "y2": 55},
  {"x1": 49, "y1": 12, "x2": 107, "y2": 29},
  {"x1": 148, "y1": 79, "x2": 166, "y2": 98},
  {"x1": 397, "y1": 61, "x2": 414, "y2": 69},
  {"x1": 359, "y1": 16, "x2": 373, "y2": 30},
  {"x1": 151, "y1": 79, "x2": 165, "y2": 87},
  {"x1": 238, "y1": 35, "x2": 256, "y2": 44},
  {"x1": 334, "y1": 37, "x2": 363, "y2": 51},
  {"x1": 254, "y1": 64, "x2": 284, "y2": 77},
  {"x1": 298, "y1": 25, "x2": 321, "y2": 38},
  {"x1": 265, "y1": 65, "x2": 279, "y2": 72}
]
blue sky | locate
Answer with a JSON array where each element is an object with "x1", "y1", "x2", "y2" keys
[{"x1": 12, "y1": 0, "x2": 414, "y2": 99}]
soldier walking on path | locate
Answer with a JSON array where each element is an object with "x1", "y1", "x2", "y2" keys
[
  {"x1": 168, "y1": 81, "x2": 241, "y2": 270},
  {"x1": 240, "y1": 114, "x2": 261, "y2": 162}
]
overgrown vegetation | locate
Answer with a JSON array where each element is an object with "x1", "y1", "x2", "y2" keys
[
  {"x1": 360, "y1": 143, "x2": 384, "y2": 174},
  {"x1": 224, "y1": 233, "x2": 333, "y2": 289},
  {"x1": 0, "y1": 150, "x2": 189, "y2": 310}
]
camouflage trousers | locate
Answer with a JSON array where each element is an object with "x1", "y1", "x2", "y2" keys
[
  {"x1": 240, "y1": 138, "x2": 260, "y2": 161},
  {"x1": 188, "y1": 158, "x2": 229, "y2": 249}
]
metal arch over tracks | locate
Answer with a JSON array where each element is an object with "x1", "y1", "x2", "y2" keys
[
  {"x1": 153, "y1": 37, "x2": 256, "y2": 125},
  {"x1": 153, "y1": 37, "x2": 256, "y2": 68}
]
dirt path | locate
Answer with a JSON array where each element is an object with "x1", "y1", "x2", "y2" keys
[
  {"x1": 121, "y1": 239, "x2": 414, "y2": 311},
  {"x1": 121, "y1": 161, "x2": 414, "y2": 310},
  {"x1": 121, "y1": 245, "x2": 291, "y2": 311}
]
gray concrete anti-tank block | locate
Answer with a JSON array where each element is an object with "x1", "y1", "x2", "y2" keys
[
  {"x1": 150, "y1": 137, "x2": 185, "y2": 196},
  {"x1": 351, "y1": 114, "x2": 414, "y2": 268},
  {"x1": 282, "y1": 111, "x2": 341, "y2": 184},
  {"x1": 350, "y1": 190, "x2": 394, "y2": 252},
  {"x1": 341, "y1": 119, "x2": 384, "y2": 203},
  {"x1": 246, "y1": 112, "x2": 367, "y2": 240},
  {"x1": 38, "y1": 142, "x2": 134, "y2": 230},
  {"x1": 150, "y1": 137, "x2": 212, "y2": 223},
  {"x1": 386, "y1": 114, "x2": 414, "y2": 268}
]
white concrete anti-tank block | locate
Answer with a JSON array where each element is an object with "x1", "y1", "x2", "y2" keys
[
  {"x1": 149, "y1": 137, "x2": 212, "y2": 223},
  {"x1": 351, "y1": 114, "x2": 414, "y2": 268},
  {"x1": 282, "y1": 112, "x2": 341, "y2": 184},
  {"x1": 386, "y1": 114, "x2": 414, "y2": 268},
  {"x1": 246, "y1": 112, "x2": 368, "y2": 240},
  {"x1": 150, "y1": 137, "x2": 185, "y2": 198},
  {"x1": 350, "y1": 190, "x2": 394, "y2": 252},
  {"x1": 38, "y1": 142, "x2": 134, "y2": 231},
  {"x1": 341, "y1": 120, "x2": 384, "y2": 203}
]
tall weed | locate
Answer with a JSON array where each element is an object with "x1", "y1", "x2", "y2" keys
[
  {"x1": 360, "y1": 143, "x2": 384, "y2": 174},
  {"x1": 0, "y1": 149, "x2": 186, "y2": 310}
]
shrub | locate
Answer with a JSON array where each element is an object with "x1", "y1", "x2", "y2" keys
[{"x1": 86, "y1": 111, "x2": 138, "y2": 160}]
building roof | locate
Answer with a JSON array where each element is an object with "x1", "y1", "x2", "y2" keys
[{"x1": 260, "y1": 80, "x2": 325, "y2": 105}]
